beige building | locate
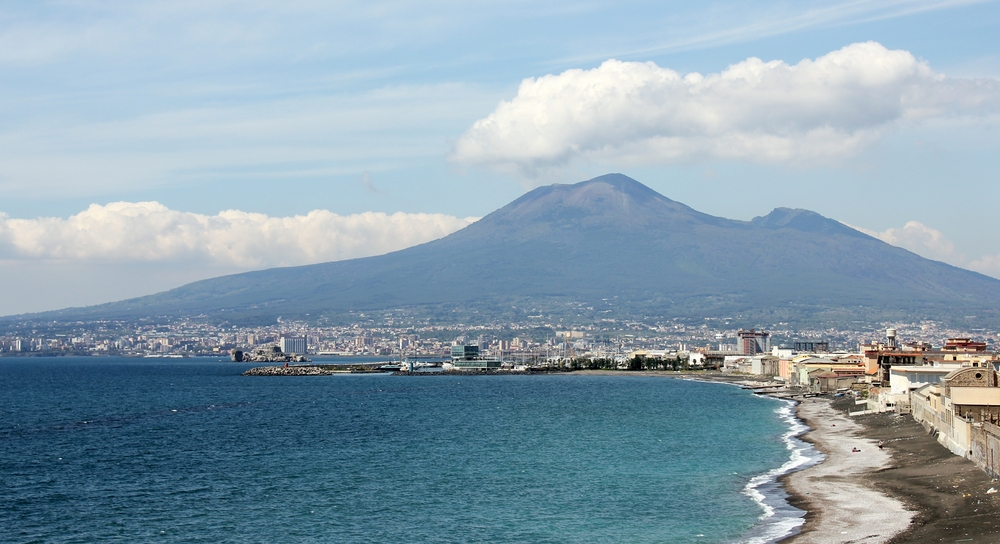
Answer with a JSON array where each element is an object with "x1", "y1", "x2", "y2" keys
[
  {"x1": 750, "y1": 355, "x2": 780, "y2": 377},
  {"x1": 911, "y1": 368, "x2": 1000, "y2": 476}
]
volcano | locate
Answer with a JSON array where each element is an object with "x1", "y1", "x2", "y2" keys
[{"x1": 28, "y1": 174, "x2": 1000, "y2": 326}]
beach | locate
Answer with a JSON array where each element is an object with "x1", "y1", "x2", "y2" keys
[
  {"x1": 780, "y1": 398, "x2": 912, "y2": 543},
  {"x1": 781, "y1": 397, "x2": 1000, "y2": 543}
]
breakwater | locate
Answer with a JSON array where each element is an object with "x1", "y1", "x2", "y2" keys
[
  {"x1": 242, "y1": 364, "x2": 388, "y2": 376},
  {"x1": 232, "y1": 345, "x2": 309, "y2": 363},
  {"x1": 243, "y1": 365, "x2": 340, "y2": 376},
  {"x1": 243, "y1": 365, "x2": 550, "y2": 376}
]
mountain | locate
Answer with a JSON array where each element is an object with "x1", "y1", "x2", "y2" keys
[{"x1": 23, "y1": 174, "x2": 1000, "y2": 327}]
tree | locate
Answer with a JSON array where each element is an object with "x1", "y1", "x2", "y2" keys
[{"x1": 628, "y1": 355, "x2": 645, "y2": 371}]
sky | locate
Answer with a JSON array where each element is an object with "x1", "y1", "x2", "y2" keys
[{"x1": 1, "y1": 0, "x2": 999, "y2": 316}]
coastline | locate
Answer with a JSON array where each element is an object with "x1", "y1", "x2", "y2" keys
[
  {"x1": 571, "y1": 371, "x2": 821, "y2": 542},
  {"x1": 778, "y1": 398, "x2": 912, "y2": 543},
  {"x1": 574, "y1": 371, "x2": 1000, "y2": 541},
  {"x1": 238, "y1": 367, "x2": 1000, "y2": 541},
  {"x1": 737, "y1": 398, "x2": 818, "y2": 544},
  {"x1": 779, "y1": 397, "x2": 1000, "y2": 543}
]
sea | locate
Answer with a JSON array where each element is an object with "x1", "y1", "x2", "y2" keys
[{"x1": 0, "y1": 357, "x2": 819, "y2": 543}]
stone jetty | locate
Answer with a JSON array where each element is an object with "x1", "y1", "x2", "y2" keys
[
  {"x1": 231, "y1": 345, "x2": 309, "y2": 363},
  {"x1": 242, "y1": 362, "x2": 394, "y2": 376},
  {"x1": 243, "y1": 365, "x2": 339, "y2": 376}
]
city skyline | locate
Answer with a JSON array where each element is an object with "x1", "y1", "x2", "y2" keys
[{"x1": 2, "y1": 1, "x2": 999, "y2": 315}]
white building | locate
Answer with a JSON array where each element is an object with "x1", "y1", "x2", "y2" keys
[{"x1": 280, "y1": 336, "x2": 307, "y2": 355}]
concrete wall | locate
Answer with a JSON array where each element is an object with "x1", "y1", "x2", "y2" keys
[
  {"x1": 911, "y1": 386, "x2": 957, "y2": 453},
  {"x1": 971, "y1": 422, "x2": 1000, "y2": 479}
]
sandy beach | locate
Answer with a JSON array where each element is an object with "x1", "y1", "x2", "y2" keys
[
  {"x1": 781, "y1": 397, "x2": 1000, "y2": 543},
  {"x1": 780, "y1": 398, "x2": 913, "y2": 543}
]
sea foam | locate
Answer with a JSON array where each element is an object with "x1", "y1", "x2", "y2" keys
[{"x1": 737, "y1": 399, "x2": 824, "y2": 544}]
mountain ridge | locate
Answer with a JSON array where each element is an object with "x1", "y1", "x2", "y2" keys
[{"x1": 13, "y1": 173, "x2": 1000, "y2": 327}]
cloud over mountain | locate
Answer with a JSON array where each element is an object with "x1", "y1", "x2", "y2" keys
[
  {"x1": 0, "y1": 202, "x2": 476, "y2": 268},
  {"x1": 452, "y1": 41, "x2": 999, "y2": 176},
  {"x1": 850, "y1": 220, "x2": 1000, "y2": 280}
]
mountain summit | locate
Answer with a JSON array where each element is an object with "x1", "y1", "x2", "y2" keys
[
  {"x1": 479, "y1": 173, "x2": 728, "y2": 230},
  {"x1": 30, "y1": 174, "x2": 1000, "y2": 326}
]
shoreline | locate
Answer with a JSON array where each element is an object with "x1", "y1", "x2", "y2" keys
[
  {"x1": 571, "y1": 371, "x2": 1000, "y2": 542},
  {"x1": 777, "y1": 398, "x2": 913, "y2": 543},
  {"x1": 235, "y1": 367, "x2": 1000, "y2": 541},
  {"x1": 777, "y1": 397, "x2": 1000, "y2": 543},
  {"x1": 736, "y1": 398, "x2": 818, "y2": 544}
]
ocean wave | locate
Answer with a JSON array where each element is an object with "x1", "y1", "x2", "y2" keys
[{"x1": 736, "y1": 399, "x2": 824, "y2": 544}]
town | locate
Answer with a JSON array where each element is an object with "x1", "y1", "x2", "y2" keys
[{"x1": 0, "y1": 316, "x2": 996, "y2": 363}]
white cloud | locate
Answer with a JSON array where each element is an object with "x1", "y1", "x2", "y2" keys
[
  {"x1": 968, "y1": 254, "x2": 1000, "y2": 278},
  {"x1": 853, "y1": 220, "x2": 958, "y2": 262},
  {"x1": 850, "y1": 220, "x2": 1000, "y2": 280},
  {"x1": 452, "y1": 41, "x2": 1000, "y2": 177},
  {"x1": 0, "y1": 202, "x2": 476, "y2": 268}
]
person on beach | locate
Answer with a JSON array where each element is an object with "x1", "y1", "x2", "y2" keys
[{"x1": 878, "y1": 440, "x2": 884, "y2": 450}]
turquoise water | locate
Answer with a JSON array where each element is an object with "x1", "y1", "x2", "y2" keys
[{"x1": 0, "y1": 358, "x2": 808, "y2": 543}]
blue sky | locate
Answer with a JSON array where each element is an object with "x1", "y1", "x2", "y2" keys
[{"x1": 1, "y1": 0, "x2": 999, "y2": 315}]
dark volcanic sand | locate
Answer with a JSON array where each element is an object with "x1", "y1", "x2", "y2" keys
[{"x1": 785, "y1": 396, "x2": 1000, "y2": 543}]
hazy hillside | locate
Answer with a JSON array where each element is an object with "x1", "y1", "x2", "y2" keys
[{"x1": 23, "y1": 174, "x2": 1000, "y2": 327}]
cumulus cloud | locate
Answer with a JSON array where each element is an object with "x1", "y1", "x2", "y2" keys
[
  {"x1": 850, "y1": 220, "x2": 1000, "y2": 280},
  {"x1": 967, "y1": 254, "x2": 1000, "y2": 278},
  {"x1": 853, "y1": 220, "x2": 958, "y2": 262},
  {"x1": 0, "y1": 202, "x2": 476, "y2": 268},
  {"x1": 452, "y1": 41, "x2": 999, "y2": 177}
]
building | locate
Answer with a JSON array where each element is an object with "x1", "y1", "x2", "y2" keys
[
  {"x1": 794, "y1": 355, "x2": 865, "y2": 390},
  {"x1": 750, "y1": 355, "x2": 780, "y2": 377},
  {"x1": 943, "y1": 338, "x2": 989, "y2": 352},
  {"x1": 279, "y1": 336, "x2": 307, "y2": 355},
  {"x1": 874, "y1": 365, "x2": 961, "y2": 412},
  {"x1": 451, "y1": 345, "x2": 479, "y2": 361},
  {"x1": 925, "y1": 350, "x2": 997, "y2": 367},
  {"x1": 695, "y1": 350, "x2": 731, "y2": 369},
  {"x1": 807, "y1": 370, "x2": 841, "y2": 393},
  {"x1": 889, "y1": 365, "x2": 959, "y2": 397},
  {"x1": 738, "y1": 329, "x2": 770, "y2": 356},
  {"x1": 911, "y1": 368, "x2": 1000, "y2": 467},
  {"x1": 688, "y1": 352, "x2": 706, "y2": 367},
  {"x1": 793, "y1": 341, "x2": 829, "y2": 353},
  {"x1": 447, "y1": 344, "x2": 501, "y2": 370},
  {"x1": 451, "y1": 358, "x2": 502, "y2": 370},
  {"x1": 864, "y1": 349, "x2": 922, "y2": 382}
]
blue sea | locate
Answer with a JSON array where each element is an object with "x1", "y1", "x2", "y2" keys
[{"x1": 0, "y1": 358, "x2": 817, "y2": 543}]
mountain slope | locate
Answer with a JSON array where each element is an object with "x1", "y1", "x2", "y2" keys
[{"x1": 27, "y1": 174, "x2": 1000, "y2": 326}]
